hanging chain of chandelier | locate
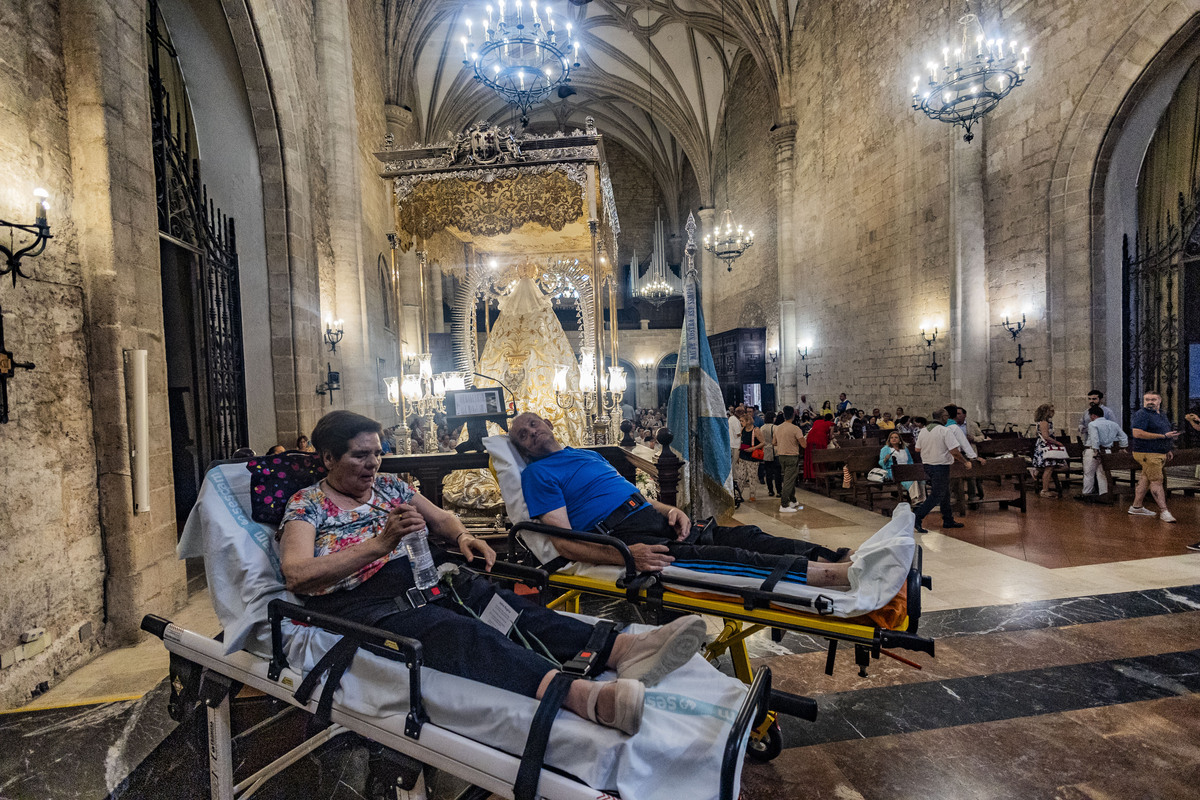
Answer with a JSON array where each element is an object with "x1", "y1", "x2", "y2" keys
[
  {"x1": 461, "y1": 1, "x2": 580, "y2": 127},
  {"x1": 911, "y1": 4, "x2": 1031, "y2": 143},
  {"x1": 702, "y1": 0, "x2": 754, "y2": 271}
]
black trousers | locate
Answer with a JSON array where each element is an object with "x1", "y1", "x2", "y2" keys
[
  {"x1": 302, "y1": 560, "x2": 615, "y2": 698},
  {"x1": 762, "y1": 460, "x2": 782, "y2": 495},
  {"x1": 913, "y1": 463, "x2": 954, "y2": 524},
  {"x1": 603, "y1": 506, "x2": 839, "y2": 572}
]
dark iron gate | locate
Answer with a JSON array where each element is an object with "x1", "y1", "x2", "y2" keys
[
  {"x1": 148, "y1": 0, "x2": 248, "y2": 461},
  {"x1": 1123, "y1": 190, "x2": 1199, "y2": 423}
]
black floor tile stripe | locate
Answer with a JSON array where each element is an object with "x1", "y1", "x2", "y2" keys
[
  {"x1": 780, "y1": 648, "x2": 1200, "y2": 749},
  {"x1": 751, "y1": 583, "x2": 1200, "y2": 656}
]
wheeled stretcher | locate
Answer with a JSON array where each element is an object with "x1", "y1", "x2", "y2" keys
[
  {"x1": 152, "y1": 461, "x2": 807, "y2": 800},
  {"x1": 481, "y1": 435, "x2": 935, "y2": 758}
]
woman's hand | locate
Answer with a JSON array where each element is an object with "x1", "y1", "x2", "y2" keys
[
  {"x1": 379, "y1": 503, "x2": 427, "y2": 553},
  {"x1": 457, "y1": 533, "x2": 497, "y2": 571}
]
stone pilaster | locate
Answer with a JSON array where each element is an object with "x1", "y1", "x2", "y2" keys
[
  {"x1": 949, "y1": 126, "x2": 990, "y2": 424},
  {"x1": 771, "y1": 123, "x2": 798, "y2": 406}
]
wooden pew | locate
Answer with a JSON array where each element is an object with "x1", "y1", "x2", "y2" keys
[
  {"x1": 894, "y1": 456, "x2": 1028, "y2": 515},
  {"x1": 1098, "y1": 448, "x2": 1200, "y2": 497}
]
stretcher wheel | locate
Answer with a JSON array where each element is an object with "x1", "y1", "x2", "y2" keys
[{"x1": 746, "y1": 719, "x2": 783, "y2": 762}]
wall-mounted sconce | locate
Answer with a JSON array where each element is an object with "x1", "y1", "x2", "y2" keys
[
  {"x1": 768, "y1": 347, "x2": 778, "y2": 363},
  {"x1": 324, "y1": 315, "x2": 345, "y2": 353},
  {"x1": 0, "y1": 304, "x2": 35, "y2": 423},
  {"x1": 1000, "y1": 310, "x2": 1026, "y2": 339},
  {"x1": 1008, "y1": 344, "x2": 1032, "y2": 379},
  {"x1": 317, "y1": 362, "x2": 341, "y2": 401},
  {"x1": 638, "y1": 358, "x2": 654, "y2": 379},
  {"x1": 1, "y1": 188, "x2": 52, "y2": 286},
  {"x1": 798, "y1": 340, "x2": 812, "y2": 385},
  {"x1": 920, "y1": 319, "x2": 939, "y2": 347},
  {"x1": 925, "y1": 351, "x2": 943, "y2": 382}
]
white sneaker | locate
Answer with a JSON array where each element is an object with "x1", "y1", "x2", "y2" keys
[
  {"x1": 1128, "y1": 506, "x2": 1157, "y2": 516},
  {"x1": 1160, "y1": 510, "x2": 1177, "y2": 523},
  {"x1": 779, "y1": 505, "x2": 798, "y2": 513},
  {"x1": 787, "y1": 501, "x2": 800, "y2": 509}
]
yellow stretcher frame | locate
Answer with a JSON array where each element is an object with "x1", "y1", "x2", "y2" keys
[{"x1": 509, "y1": 522, "x2": 936, "y2": 683}]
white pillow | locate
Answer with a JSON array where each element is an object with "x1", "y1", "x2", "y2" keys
[
  {"x1": 176, "y1": 463, "x2": 296, "y2": 655},
  {"x1": 482, "y1": 435, "x2": 562, "y2": 564}
]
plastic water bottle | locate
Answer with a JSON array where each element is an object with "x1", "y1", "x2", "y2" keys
[{"x1": 403, "y1": 529, "x2": 439, "y2": 590}]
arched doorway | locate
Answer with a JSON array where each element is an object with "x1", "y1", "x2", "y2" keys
[
  {"x1": 617, "y1": 358, "x2": 638, "y2": 410},
  {"x1": 656, "y1": 353, "x2": 677, "y2": 408}
]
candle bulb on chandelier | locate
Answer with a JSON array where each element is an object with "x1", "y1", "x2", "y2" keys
[{"x1": 485, "y1": 4, "x2": 493, "y2": 29}]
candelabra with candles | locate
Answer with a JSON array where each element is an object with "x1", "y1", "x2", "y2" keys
[
  {"x1": 1000, "y1": 310, "x2": 1026, "y2": 339},
  {"x1": 460, "y1": 0, "x2": 580, "y2": 126},
  {"x1": 910, "y1": 3, "x2": 1031, "y2": 142},
  {"x1": 387, "y1": 354, "x2": 466, "y2": 453},
  {"x1": 323, "y1": 315, "x2": 344, "y2": 353},
  {"x1": 920, "y1": 320, "x2": 940, "y2": 347},
  {"x1": 1, "y1": 188, "x2": 52, "y2": 286},
  {"x1": 797, "y1": 341, "x2": 812, "y2": 385}
]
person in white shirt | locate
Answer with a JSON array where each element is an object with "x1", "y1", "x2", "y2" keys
[
  {"x1": 946, "y1": 405, "x2": 985, "y2": 502},
  {"x1": 1080, "y1": 404, "x2": 1128, "y2": 498},
  {"x1": 912, "y1": 408, "x2": 973, "y2": 533}
]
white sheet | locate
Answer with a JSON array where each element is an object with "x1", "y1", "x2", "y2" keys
[
  {"x1": 483, "y1": 435, "x2": 916, "y2": 618},
  {"x1": 178, "y1": 463, "x2": 749, "y2": 799}
]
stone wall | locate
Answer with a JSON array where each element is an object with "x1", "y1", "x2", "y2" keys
[
  {"x1": 707, "y1": 55, "x2": 779, "y2": 340},
  {"x1": 765, "y1": 0, "x2": 1197, "y2": 424},
  {"x1": 604, "y1": 138, "x2": 665, "y2": 288}
]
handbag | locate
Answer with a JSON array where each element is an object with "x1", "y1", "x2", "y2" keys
[
  {"x1": 751, "y1": 447, "x2": 765, "y2": 460},
  {"x1": 1042, "y1": 443, "x2": 1069, "y2": 460},
  {"x1": 866, "y1": 467, "x2": 888, "y2": 483}
]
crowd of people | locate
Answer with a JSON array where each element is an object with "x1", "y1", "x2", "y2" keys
[{"x1": 723, "y1": 390, "x2": 1200, "y2": 551}]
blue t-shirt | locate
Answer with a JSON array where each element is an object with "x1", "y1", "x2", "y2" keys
[
  {"x1": 521, "y1": 448, "x2": 645, "y2": 531},
  {"x1": 1130, "y1": 408, "x2": 1174, "y2": 454}
]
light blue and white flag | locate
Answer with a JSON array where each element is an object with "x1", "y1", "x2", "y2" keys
[{"x1": 666, "y1": 214, "x2": 733, "y2": 516}]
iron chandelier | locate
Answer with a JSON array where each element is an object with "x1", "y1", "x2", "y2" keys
[
  {"x1": 461, "y1": 1, "x2": 580, "y2": 126},
  {"x1": 910, "y1": 2, "x2": 1030, "y2": 142}
]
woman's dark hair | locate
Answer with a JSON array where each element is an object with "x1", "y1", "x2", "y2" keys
[
  {"x1": 823, "y1": 413, "x2": 833, "y2": 421},
  {"x1": 775, "y1": 412, "x2": 785, "y2": 425},
  {"x1": 311, "y1": 411, "x2": 383, "y2": 460}
]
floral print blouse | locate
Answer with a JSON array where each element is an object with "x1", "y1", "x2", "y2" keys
[{"x1": 280, "y1": 473, "x2": 416, "y2": 595}]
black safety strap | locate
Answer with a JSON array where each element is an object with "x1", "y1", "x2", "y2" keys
[
  {"x1": 760, "y1": 555, "x2": 803, "y2": 594},
  {"x1": 513, "y1": 672, "x2": 575, "y2": 800},
  {"x1": 293, "y1": 637, "x2": 359, "y2": 727},
  {"x1": 561, "y1": 620, "x2": 616, "y2": 676}
]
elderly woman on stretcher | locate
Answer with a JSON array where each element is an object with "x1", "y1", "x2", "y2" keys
[{"x1": 278, "y1": 411, "x2": 705, "y2": 736}]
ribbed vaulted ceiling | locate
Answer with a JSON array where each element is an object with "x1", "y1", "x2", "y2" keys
[{"x1": 383, "y1": 0, "x2": 801, "y2": 215}]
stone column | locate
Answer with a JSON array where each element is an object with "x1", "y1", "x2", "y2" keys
[
  {"x1": 771, "y1": 123, "x2": 798, "y2": 406},
  {"x1": 696, "y1": 207, "x2": 717, "y2": 324},
  {"x1": 62, "y1": 0, "x2": 187, "y2": 643},
  {"x1": 314, "y1": 0, "x2": 370, "y2": 416},
  {"x1": 428, "y1": 261, "x2": 445, "y2": 334},
  {"x1": 949, "y1": 127, "x2": 990, "y2": 424}
]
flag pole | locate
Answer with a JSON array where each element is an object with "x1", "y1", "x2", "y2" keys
[{"x1": 683, "y1": 215, "x2": 703, "y2": 515}]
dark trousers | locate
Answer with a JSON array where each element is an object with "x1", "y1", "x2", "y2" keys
[
  {"x1": 303, "y1": 561, "x2": 613, "y2": 698},
  {"x1": 913, "y1": 463, "x2": 954, "y2": 524},
  {"x1": 778, "y1": 454, "x2": 800, "y2": 506},
  {"x1": 605, "y1": 506, "x2": 839, "y2": 572},
  {"x1": 763, "y1": 460, "x2": 782, "y2": 495}
]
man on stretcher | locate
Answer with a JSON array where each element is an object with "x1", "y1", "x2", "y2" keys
[{"x1": 509, "y1": 412, "x2": 856, "y2": 587}]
